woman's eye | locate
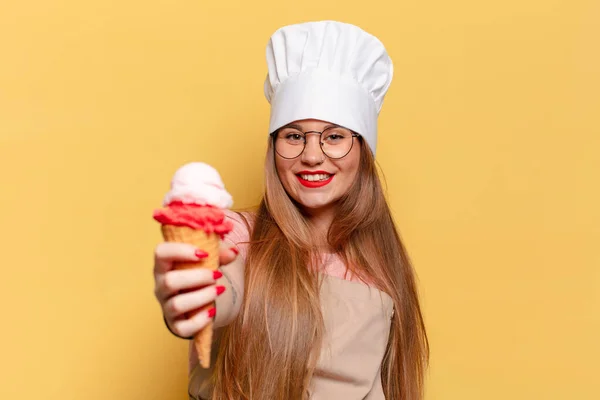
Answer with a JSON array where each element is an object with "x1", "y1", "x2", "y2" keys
[
  {"x1": 287, "y1": 134, "x2": 303, "y2": 140},
  {"x1": 324, "y1": 134, "x2": 344, "y2": 141}
]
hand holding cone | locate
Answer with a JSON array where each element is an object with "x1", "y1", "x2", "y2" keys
[{"x1": 153, "y1": 163, "x2": 234, "y2": 368}]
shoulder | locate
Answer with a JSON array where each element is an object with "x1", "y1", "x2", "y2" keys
[{"x1": 224, "y1": 209, "x2": 256, "y2": 234}]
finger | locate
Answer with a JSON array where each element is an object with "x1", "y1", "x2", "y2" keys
[
  {"x1": 154, "y1": 242, "x2": 201, "y2": 274},
  {"x1": 163, "y1": 285, "x2": 221, "y2": 320},
  {"x1": 170, "y1": 307, "x2": 216, "y2": 338},
  {"x1": 219, "y1": 242, "x2": 239, "y2": 266},
  {"x1": 155, "y1": 268, "x2": 220, "y2": 301}
]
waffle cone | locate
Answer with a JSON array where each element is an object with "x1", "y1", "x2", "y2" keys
[{"x1": 161, "y1": 224, "x2": 220, "y2": 369}]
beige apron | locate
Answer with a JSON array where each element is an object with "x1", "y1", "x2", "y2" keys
[{"x1": 189, "y1": 275, "x2": 393, "y2": 400}]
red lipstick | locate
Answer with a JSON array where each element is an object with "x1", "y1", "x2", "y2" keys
[{"x1": 296, "y1": 171, "x2": 334, "y2": 188}]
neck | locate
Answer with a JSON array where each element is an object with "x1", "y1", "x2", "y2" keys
[{"x1": 303, "y1": 205, "x2": 335, "y2": 249}]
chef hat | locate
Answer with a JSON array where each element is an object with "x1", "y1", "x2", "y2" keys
[{"x1": 264, "y1": 20, "x2": 393, "y2": 154}]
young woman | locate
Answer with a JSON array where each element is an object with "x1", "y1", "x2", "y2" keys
[{"x1": 153, "y1": 21, "x2": 429, "y2": 399}]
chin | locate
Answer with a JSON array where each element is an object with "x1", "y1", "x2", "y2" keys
[
  {"x1": 295, "y1": 196, "x2": 337, "y2": 212},
  {"x1": 300, "y1": 202, "x2": 328, "y2": 211}
]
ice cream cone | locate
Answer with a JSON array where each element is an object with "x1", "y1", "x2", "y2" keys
[
  {"x1": 161, "y1": 223, "x2": 220, "y2": 369},
  {"x1": 154, "y1": 162, "x2": 234, "y2": 369}
]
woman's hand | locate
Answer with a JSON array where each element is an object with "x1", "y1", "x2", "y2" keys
[{"x1": 153, "y1": 242, "x2": 238, "y2": 339}]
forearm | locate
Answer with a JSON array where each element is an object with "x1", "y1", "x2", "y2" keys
[{"x1": 214, "y1": 254, "x2": 244, "y2": 328}]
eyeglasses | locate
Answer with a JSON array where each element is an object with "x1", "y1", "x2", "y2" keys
[{"x1": 271, "y1": 126, "x2": 360, "y2": 159}]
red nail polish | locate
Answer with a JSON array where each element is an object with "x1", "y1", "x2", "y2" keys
[
  {"x1": 230, "y1": 247, "x2": 239, "y2": 255},
  {"x1": 195, "y1": 249, "x2": 208, "y2": 259},
  {"x1": 215, "y1": 285, "x2": 226, "y2": 295},
  {"x1": 213, "y1": 270, "x2": 223, "y2": 279},
  {"x1": 207, "y1": 307, "x2": 216, "y2": 318}
]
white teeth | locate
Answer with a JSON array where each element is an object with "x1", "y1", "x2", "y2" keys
[{"x1": 300, "y1": 174, "x2": 330, "y2": 181}]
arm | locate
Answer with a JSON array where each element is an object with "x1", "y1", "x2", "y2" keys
[
  {"x1": 213, "y1": 209, "x2": 251, "y2": 327},
  {"x1": 214, "y1": 252, "x2": 244, "y2": 328}
]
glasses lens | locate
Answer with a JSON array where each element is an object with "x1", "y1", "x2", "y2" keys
[
  {"x1": 321, "y1": 127, "x2": 354, "y2": 158},
  {"x1": 275, "y1": 129, "x2": 305, "y2": 158}
]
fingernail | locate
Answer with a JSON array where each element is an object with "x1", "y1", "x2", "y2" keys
[
  {"x1": 207, "y1": 307, "x2": 216, "y2": 318},
  {"x1": 195, "y1": 249, "x2": 209, "y2": 259},
  {"x1": 215, "y1": 285, "x2": 226, "y2": 296},
  {"x1": 213, "y1": 270, "x2": 223, "y2": 279},
  {"x1": 230, "y1": 247, "x2": 239, "y2": 255}
]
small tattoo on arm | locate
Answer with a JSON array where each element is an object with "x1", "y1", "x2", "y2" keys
[{"x1": 221, "y1": 271, "x2": 237, "y2": 305}]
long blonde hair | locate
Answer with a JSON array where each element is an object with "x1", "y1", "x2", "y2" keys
[{"x1": 212, "y1": 138, "x2": 429, "y2": 399}]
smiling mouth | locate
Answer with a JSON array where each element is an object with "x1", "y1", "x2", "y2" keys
[
  {"x1": 295, "y1": 172, "x2": 335, "y2": 188},
  {"x1": 298, "y1": 173, "x2": 332, "y2": 182}
]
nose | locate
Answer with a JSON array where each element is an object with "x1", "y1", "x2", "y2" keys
[{"x1": 301, "y1": 133, "x2": 324, "y2": 165}]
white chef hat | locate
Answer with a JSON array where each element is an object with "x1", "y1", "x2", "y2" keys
[{"x1": 264, "y1": 20, "x2": 393, "y2": 154}]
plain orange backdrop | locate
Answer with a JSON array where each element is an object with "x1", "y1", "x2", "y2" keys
[{"x1": 0, "y1": 1, "x2": 598, "y2": 399}]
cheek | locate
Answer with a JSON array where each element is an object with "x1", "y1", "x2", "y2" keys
[
  {"x1": 339, "y1": 150, "x2": 361, "y2": 185},
  {"x1": 340, "y1": 167, "x2": 359, "y2": 192},
  {"x1": 274, "y1": 157, "x2": 285, "y2": 178},
  {"x1": 347, "y1": 167, "x2": 359, "y2": 183},
  {"x1": 275, "y1": 158, "x2": 294, "y2": 188}
]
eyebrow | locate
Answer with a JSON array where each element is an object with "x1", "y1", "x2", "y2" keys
[{"x1": 281, "y1": 123, "x2": 340, "y2": 131}]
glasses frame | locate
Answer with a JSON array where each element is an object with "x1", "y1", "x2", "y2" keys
[{"x1": 270, "y1": 126, "x2": 361, "y2": 160}]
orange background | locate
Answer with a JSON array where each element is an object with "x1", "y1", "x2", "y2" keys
[{"x1": 1, "y1": 1, "x2": 598, "y2": 399}]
